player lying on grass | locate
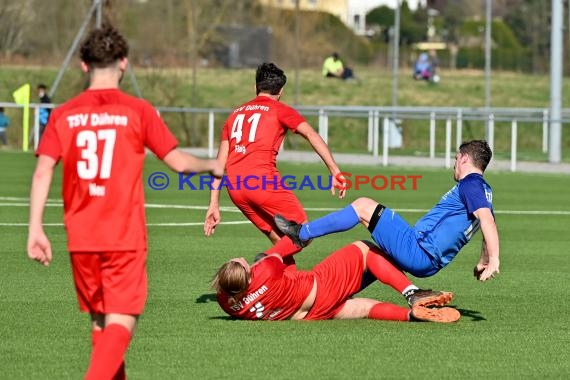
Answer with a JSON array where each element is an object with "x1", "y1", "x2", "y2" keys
[
  {"x1": 204, "y1": 62, "x2": 345, "y2": 259},
  {"x1": 275, "y1": 140, "x2": 500, "y2": 282},
  {"x1": 212, "y1": 240, "x2": 459, "y2": 323},
  {"x1": 27, "y1": 25, "x2": 223, "y2": 380}
]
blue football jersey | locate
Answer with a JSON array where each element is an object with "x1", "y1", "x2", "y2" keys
[{"x1": 414, "y1": 173, "x2": 493, "y2": 268}]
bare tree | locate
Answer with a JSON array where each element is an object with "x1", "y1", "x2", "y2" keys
[
  {"x1": 180, "y1": 0, "x2": 233, "y2": 145},
  {"x1": 0, "y1": 0, "x2": 35, "y2": 58}
]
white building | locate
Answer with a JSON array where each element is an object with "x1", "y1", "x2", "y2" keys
[
  {"x1": 260, "y1": 0, "x2": 425, "y2": 36},
  {"x1": 348, "y1": 0, "x2": 425, "y2": 35}
]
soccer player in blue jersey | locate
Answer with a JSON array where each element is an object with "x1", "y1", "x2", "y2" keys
[{"x1": 276, "y1": 140, "x2": 500, "y2": 283}]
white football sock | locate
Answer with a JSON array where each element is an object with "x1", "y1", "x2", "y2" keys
[{"x1": 402, "y1": 285, "x2": 419, "y2": 296}]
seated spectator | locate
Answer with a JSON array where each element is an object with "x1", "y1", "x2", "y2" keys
[
  {"x1": 413, "y1": 52, "x2": 438, "y2": 83},
  {"x1": 322, "y1": 52, "x2": 354, "y2": 80},
  {"x1": 0, "y1": 107, "x2": 10, "y2": 146}
]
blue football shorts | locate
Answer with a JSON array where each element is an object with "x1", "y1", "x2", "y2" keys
[{"x1": 368, "y1": 205, "x2": 439, "y2": 278}]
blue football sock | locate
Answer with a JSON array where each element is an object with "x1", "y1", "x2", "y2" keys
[{"x1": 299, "y1": 204, "x2": 360, "y2": 241}]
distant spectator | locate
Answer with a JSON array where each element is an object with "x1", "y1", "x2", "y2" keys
[
  {"x1": 429, "y1": 50, "x2": 439, "y2": 74},
  {"x1": 0, "y1": 107, "x2": 10, "y2": 146},
  {"x1": 413, "y1": 52, "x2": 439, "y2": 83},
  {"x1": 322, "y1": 52, "x2": 354, "y2": 80},
  {"x1": 37, "y1": 84, "x2": 52, "y2": 139}
]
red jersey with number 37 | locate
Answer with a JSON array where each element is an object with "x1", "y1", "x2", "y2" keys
[
  {"x1": 36, "y1": 89, "x2": 178, "y2": 252},
  {"x1": 216, "y1": 256, "x2": 315, "y2": 320},
  {"x1": 221, "y1": 96, "x2": 305, "y2": 179}
]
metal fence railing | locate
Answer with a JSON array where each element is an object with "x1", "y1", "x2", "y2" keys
[{"x1": 1, "y1": 102, "x2": 567, "y2": 172}]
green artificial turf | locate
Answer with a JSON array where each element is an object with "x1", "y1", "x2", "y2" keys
[{"x1": 0, "y1": 151, "x2": 568, "y2": 379}]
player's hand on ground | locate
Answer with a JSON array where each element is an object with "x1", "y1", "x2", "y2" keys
[
  {"x1": 204, "y1": 207, "x2": 221, "y2": 237},
  {"x1": 473, "y1": 263, "x2": 484, "y2": 279},
  {"x1": 474, "y1": 258, "x2": 499, "y2": 281},
  {"x1": 27, "y1": 230, "x2": 52, "y2": 266},
  {"x1": 331, "y1": 172, "x2": 347, "y2": 199}
]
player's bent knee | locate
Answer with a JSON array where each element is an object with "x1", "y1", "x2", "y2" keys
[
  {"x1": 351, "y1": 240, "x2": 371, "y2": 253},
  {"x1": 352, "y1": 197, "x2": 379, "y2": 220},
  {"x1": 359, "y1": 240, "x2": 377, "y2": 249}
]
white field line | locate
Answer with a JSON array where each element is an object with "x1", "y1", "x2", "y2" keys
[
  {"x1": 1, "y1": 195, "x2": 570, "y2": 225},
  {"x1": 0, "y1": 221, "x2": 252, "y2": 227}
]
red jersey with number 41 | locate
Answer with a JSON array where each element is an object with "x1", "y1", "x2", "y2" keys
[
  {"x1": 221, "y1": 96, "x2": 306, "y2": 179},
  {"x1": 36, "y1": 88, "x2": 178, "y2": 252}
]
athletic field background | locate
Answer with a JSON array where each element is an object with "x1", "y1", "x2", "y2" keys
[
  {"x1": 1, "y1": 67, "x2": 570, "y2": 162},
  {"x1": 0, "y1": 150, "x2": 568, "y2": 379}
]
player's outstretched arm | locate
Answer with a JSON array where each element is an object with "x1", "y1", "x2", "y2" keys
[
  {"x1": 162, "y1": 149, "x2": 223, "y2": 177},
  {"x1": 295, "y1": 122, "x2": 346, "y2": 199},
  {"x1": 473, "y1": 208, "x2": 500, "y2": 281},
  {"x1": 473, "y1": 240, "x2": 489, "y2": 279},
  {"x1": 28, "y1": 155, "x2": 56, "y2": 266},
  {"x1": 205, "y1": 141, "x2": 229, "y2": 237}
]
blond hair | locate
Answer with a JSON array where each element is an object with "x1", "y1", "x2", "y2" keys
[{"x1": 211, "y1": 261, "x2": 250, "y2": 299}]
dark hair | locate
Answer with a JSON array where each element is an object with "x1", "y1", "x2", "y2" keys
[
  {"x1": 255, "y1": 63, "x2": 286, "y2": 95},
  {"x1": 37, "y1": 84, "x2": 47, "y2": 90},
  {"x1": 0, "y1": 107, "x2": 4, "y2": 112},
  {"x1": 79, "y1": 25, "x2": 129, "y2": 68},
  {"x1": 459, "y1": 140, "x2": 492, "y2": 172}
]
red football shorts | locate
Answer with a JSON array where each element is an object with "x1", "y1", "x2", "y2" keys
[
  {"x1": 70, "y1": 250, "x2": 148, "y2": 315},
  {"x1": 304, "y1": 243, "x2": 364, "y2": 320},
  {"x1": 227, "y1": 187, "x2": 307, "y2": 234}
]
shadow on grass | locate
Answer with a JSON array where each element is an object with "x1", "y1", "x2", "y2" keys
[
  {"x1": 197, "y1": 294, "x2": 486, "y2": 322},
  {"x1": 455, "y1": 307, "x2": 486, "y2": 321},
  {"x1": 196, "y1": 293, "x2": 238, "y2": 320},
  {"x1": 195, "y1": 293, "x2": 217, "y2": 303},
  {"x1": 208, "y1": 315, "x2": 236, "y2": 320}
]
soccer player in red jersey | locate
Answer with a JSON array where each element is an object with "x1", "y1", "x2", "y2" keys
[
  {"x1": 212, "y1": 241, "x2": 459, "y2": 323},
  {"x1": 27, "y1": 25, "x2": 222, "y2": 380},
  {"x1": 204, "y1": 62, "x2": 346, "y2": 258}
]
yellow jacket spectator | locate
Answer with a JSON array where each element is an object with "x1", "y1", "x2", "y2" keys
[{"x1": 322, "y1": 52, "x2": 354, "y2": 80}]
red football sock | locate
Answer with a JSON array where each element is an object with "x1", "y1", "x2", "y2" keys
[
  {"x1": 91, "y1": 329, "x2": 126, "y2": 380},
  {"x1": 91, "y1": 329, "x2": 103, "y2": 348},
  {"x1": 112, "y1": 363, "x2": 126, "y2": 380},
  {"x1": 366, "y1": 249, "x2": 412, "y2": 293},
  {"x1": 85, "y1": 324, "x2": 131, "y2": 380},
  {"x1": 266, "y1": 236, "x2": 302, "y2": 257},
  {"x1": 368, "y1": 303, "x2": 410, "y2": 321}
]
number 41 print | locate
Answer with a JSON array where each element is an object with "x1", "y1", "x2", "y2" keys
[{"x1": 230, "y1": 113, "x2": 261, "y2": 143}]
